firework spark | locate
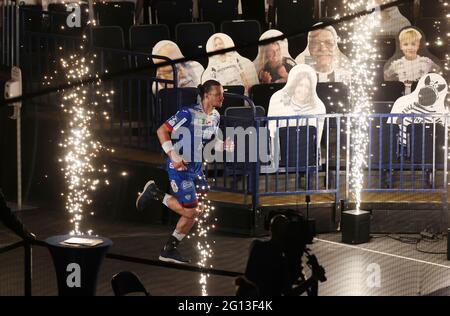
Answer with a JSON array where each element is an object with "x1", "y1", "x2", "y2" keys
[
  {"x1": 339, "y1": 0, "x2": 379, "y2": 210},
  {"x1": 56, "y1": 2, "x2": 110, "y2": 235},
  {"x1": 186, "y1": 173, "x2": 215, "y2": 296}
]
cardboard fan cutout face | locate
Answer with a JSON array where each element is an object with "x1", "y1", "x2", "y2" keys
[
  {"x1": 384, "y1": 27, "x2": 442, "y2": 85},
  {"x1": 152, "y1": 40, "x2": 204, "y2": 91},
  {"x1": 253, "y1": 29, "x2": 297, "y2": 84},
  {"x1": 266, "y1": 64, "x2": 327, "y2": 170},
  {"x1": 295, "y1": 25, "x2": 350, "y2": 83},
  {"x1": 202, "y1": 33, "x2": 259, "y2": 95},
  {"x1": 387, "y1": 73, "x2": 448, "y2": 127},
  {"x1": 371, "y1": 0, "x2": 411, "y2": 36}
]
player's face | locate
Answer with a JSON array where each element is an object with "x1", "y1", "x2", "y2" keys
[
  {"x1": 400, "y1": 39, "x2": 420, "y2": 60},
  {"x1": 206, "y1": 86, "x2": 224, "y2": 108},
  {"x1": 294, "y1": 77, "x2": 311, "y2": 104}
]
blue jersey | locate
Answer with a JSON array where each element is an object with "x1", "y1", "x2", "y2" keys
[{"x1": 164, "y1": 103, "x2": 220, "y2": 174}]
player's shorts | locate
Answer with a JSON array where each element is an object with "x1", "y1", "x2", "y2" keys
[{"x1": 167, "y1": 166, "x2": 209, "y2": 209}]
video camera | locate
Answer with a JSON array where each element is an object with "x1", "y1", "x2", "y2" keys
[{"x1": 266, "y1": 209, "x2": 316, "y2": 245}]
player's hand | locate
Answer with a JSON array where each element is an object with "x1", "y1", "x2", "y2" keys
[
  {"x1": 184, "y1": 207, "x2": 202, "y2": 219},
  {"x1": 169, "y1": 152, "x2": 187, "y2": 171},
  {"x1": 223, "y1": 137, "x2": 235, "y2": 152}
]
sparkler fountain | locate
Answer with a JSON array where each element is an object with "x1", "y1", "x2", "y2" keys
[
  {"x1": 45, "y1": 1, "x2": 113, "y2": 296},
  {"x1": 338, "y1": 0, "x2": 379, "y2": 243}
]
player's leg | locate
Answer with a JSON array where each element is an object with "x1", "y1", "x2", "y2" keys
[{"x1": 159, "y1": 175, "x2": 201, "y2": 264}]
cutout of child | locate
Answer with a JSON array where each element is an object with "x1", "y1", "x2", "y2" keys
[
  {"x1": 264, "y1": 64, "x2": 326, "y2": 172},
  {"x1": 384, "y1": 27, "x2": 441, "y2": 85}
]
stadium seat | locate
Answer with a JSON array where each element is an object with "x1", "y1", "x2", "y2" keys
[
  {"x1": 88, "y1": 26, "x2": 125, "y2": 49},
  {"x1": 18, "y1": 4, "x2": 43, "y2": 33},
  {"x1": 88, "y1": 26, "x2": 128, "y2": 73},
  {"x1": 95, "y1": 1, "x2": 135, "y2": 47},
  {"x1": 372, "y1": 81, "x2": 405, "y2": 114},
  {"x1": 175, "y1": 22, "x2": 215, "y2": 68},
  {"x1": 152, "y1": 0, "x2": 193, "y2": 38},
  {"x1": 279, "y1": 126, "x2": 319, "y2": 178},
  {"x1": 249, "y1": 83, "x2": 285, "y2": 115},
  {"x1": 419, "y1": 0, "x2": 446, "y2": 18},
  {"x1": 415, "y1": 19, "x2": 447, "y2": 60},
  {"x1": 316, "y1": 82, "x2": 349, "y2": 114},
  {"x1": 129, "y1": 24, "x2": 170, "y2": 52},
  {"x1": 156, "y1": 87, "x2": 198, "y2": 124},
  {"x1": 241, "y1": 0, "x2": 267, "y2": 30},
  {"x1": 368, "y1": 120, "x2": 401, "y2": 168},
  {"x1": 407, "y1": 123, "x2": 446, "y2": 166},
  {"x1": 321, "y1": 0, "x2": 345, "y2": 18},
  {"x1": 374, "y1": 36, "x2": 396, "y2": 61},
  {"x1": 221, "y1": 85, "x2": 246, "y2": 115},
  {"x1": 221, "y1": 20, "x2": 261, "y2": 60},
  {"x1": 199, "y1": 0, "x2": 239, "y2": 31},
  {"x1": 274, "y1": 0, "x2": 314, "y2": 32},
  {"x1": 373, "y1": 81, "x2": 405, "y2": 102}
]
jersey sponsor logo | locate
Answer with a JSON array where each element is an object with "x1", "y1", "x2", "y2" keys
[
  {"x1": 173, "y1": 117, "x2": 188, "y2": 131},
  {"x1": 170, "y1": 180, "x2": 179, "y2": 193},
  {"x1": 182, "y1": 180, "x2": 194, "y2": 190},
  {"x1": 168, "y1": 117, "x2": 177, "y2": 127}
]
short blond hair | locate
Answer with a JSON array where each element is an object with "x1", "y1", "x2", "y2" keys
[{"x1": 399, "y1": 28, "x2": 422, "y2": 43}]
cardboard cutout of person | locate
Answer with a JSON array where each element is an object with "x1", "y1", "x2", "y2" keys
[
  {"x1": 295, "y1": 25, "x2": 350, "y2": 83},
  {"x1": 202, "y1": 33, "x2": 259, "y2": 95},
  {"x1": 387, "y1": 73, "x2": 448, "y2": 145},
  {"x1": 371, "y1": 0, "x2": 411, "y2": 37},
  {"x1": 266, "y1": 64, "x2": 326, "y2": 171},
  {"x1": 253, "y1": 29, "x2": 297, "y2": 84},
  {"x1": 384, "y1": 27, "x2": 442, "y2": 86},
  {"x1": 152, "y1": 40, "x2": 204, "y2": 92}
]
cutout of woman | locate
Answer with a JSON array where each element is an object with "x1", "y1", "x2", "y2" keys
[
  {"x1": 253, "y1": 29, "x2": 296, "y2": 84},
  {"x1": 152, "y1": 40, "x2": 204, "y2": 92},
  {"x1": 266, "y1": 65, "x2": 326, "y2": 171},
  {"x1": 295, "y1": 25, "x2": 350, "y2": 83},
  {"x1": 384, "y1": 27, "x2": 442, "y2": 86},
  {"x1": 202, "y1": 33, "x2": 259, "y2": 95}
]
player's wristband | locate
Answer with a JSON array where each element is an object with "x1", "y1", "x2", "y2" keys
[{"x1": 162, "y1": 140, "x2": 174, "y2": 154}]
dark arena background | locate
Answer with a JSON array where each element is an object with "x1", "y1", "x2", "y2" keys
[{"x1": 1, "y1": 0, "x2": 450, "y2": 298}]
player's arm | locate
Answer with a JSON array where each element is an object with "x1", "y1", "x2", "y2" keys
[
  {"x1": 157, "y1": 124, "x2": 187, "y2": 171},
  {"x1": 157, "y1": 109, "x2": 191, "y2": 170}
]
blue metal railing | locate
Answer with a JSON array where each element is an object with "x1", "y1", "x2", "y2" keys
[{"x1": 364, "y1": 113, "x2": 449, "y2": 193}]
